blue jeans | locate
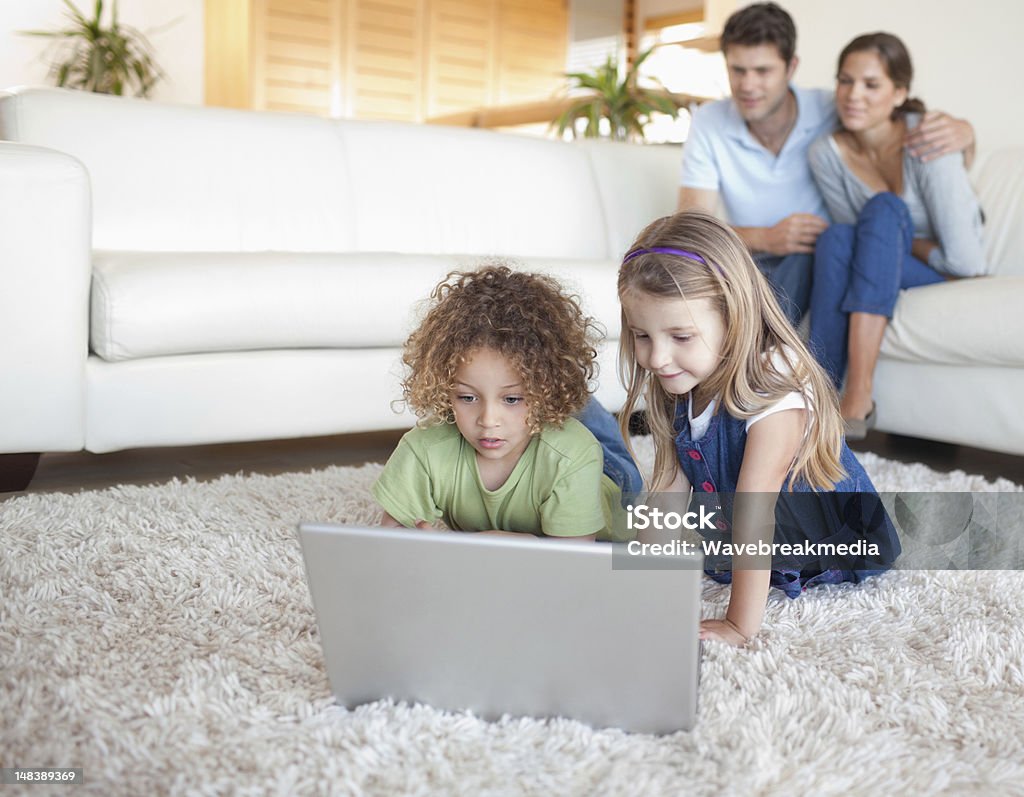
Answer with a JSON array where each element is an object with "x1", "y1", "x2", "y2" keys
[
  {"x1": 809, "y1": 192, "x2": 946, "y2": 388},
  {"x1": 576, "y1": 397, "x2": 643, "y2": 496},
  {"x1": 754, "y1": 252, "x2": 813, "y2": 326}
]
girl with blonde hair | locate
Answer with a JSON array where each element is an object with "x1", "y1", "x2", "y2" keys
[{"x1": 617, "y1": 211, "x2": 899, "y2": 645}]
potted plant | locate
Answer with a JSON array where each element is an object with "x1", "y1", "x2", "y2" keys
[
  {"x1": 553, "y1": 47, "x2": 683, "y2": 142},
  {"x1": 22, "y1": 0, "x2": 164, "y2": 98}
]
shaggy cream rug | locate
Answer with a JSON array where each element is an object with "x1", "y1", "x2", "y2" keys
[{"x1": 2, "y1": 441, "x2": 1024, "y2": 796}]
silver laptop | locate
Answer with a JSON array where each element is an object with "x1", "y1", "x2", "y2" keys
[{"x1": 297, "y1": 523, "x2": 703, "y2": 734}]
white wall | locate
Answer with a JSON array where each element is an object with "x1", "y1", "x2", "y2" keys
[
  {"x1": 569, "y1": 0, "x2": 624, "y2": 72},
  {"x1": 2, "y1": 1, "x2": 1018, "y2": 149},
  {"x1": 0, "y1": 0, "x2": 204, "y2": 105},
  {"x1": 782, "y1": 0, "x2": 1023, "y2": 151}
]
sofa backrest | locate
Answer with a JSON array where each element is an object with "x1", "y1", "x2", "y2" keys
[
  {"x1": 0, "y1": 88, "x2": 357, "y2": 253},
  {"x1": 0, "y1": 87, "x2": 684, "y2": 262},
  {"x1": 574, "y1": 139, "x2": 682, "y2": 258},
  {"x1": 5, "y1": 88, "x2": 1017, "y2": 275},
  {"x1": 336, "y1": 120, "x2": 611, "y2": 260},
  {"x1": 971, "y1": 149, "x2": 1024, "y2": 277}
]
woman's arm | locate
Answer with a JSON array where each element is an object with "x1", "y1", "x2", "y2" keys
[
  {"x1": 912, "y1": 153, "x2": 988, "y2": 277},
  {"x1": 700, "y1": 408, "x2": 806, "y2": 646},
  {"x1": 910, "y1": 238, "x2": 937, "y2": 265},
  {"x1": 808, "y1": 135, "x2": 858, "y2": 226}
]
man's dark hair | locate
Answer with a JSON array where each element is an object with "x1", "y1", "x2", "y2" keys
[{"x1": 720, "y1": 3, "x2": 797, "y2": 64}]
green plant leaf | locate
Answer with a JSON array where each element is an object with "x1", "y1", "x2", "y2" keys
[
  {"x1": 22, "y1": 0, "x2": 164, "y2": 99},
  {"x1": 61, "y1": 0, "x2": 89, "y2": 27},
  {"x1": 553, "y1": 46, "x2": 679, "y2": 142}
]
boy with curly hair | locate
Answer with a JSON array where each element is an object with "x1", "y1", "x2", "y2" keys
[{"x1": 373, "y1": 264, "x2": 633, "y2": 542}]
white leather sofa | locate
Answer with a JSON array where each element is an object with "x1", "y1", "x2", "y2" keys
[
  {"x1": 1, "y1": 87, "x2": 1022, "y2": 490},
  {"x1": 874, "y1": 148, "x2": 1024, "y2": 454},
  {"x1": 0, "y1": 87, "x2": 677, "y2": 485}
]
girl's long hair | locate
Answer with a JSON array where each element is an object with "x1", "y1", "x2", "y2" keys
[{"x1": 617, "y1": 211, "x2": 846, "y2": 491}]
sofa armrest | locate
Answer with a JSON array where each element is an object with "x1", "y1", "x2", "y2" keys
[{"x1": 0, "y1": 143, "x2": 90, "y2": 453}]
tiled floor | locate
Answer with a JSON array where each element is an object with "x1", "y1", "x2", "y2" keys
[{"x1": 6, "y1": 426, "x2": 1024, "y2": 499}]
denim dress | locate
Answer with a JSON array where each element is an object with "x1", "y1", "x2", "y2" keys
[{"x1": 674, "y1": 401, "x2": 901, "y2": 598}]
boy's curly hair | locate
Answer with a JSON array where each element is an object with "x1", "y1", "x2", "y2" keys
[{"x1": 402, "y1": 264, "x2": 601, "y2": 431}]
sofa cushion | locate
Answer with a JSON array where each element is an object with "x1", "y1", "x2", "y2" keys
[
  {"x1": 882, "y1": 275, "x2": 1024, "y2": 366},
  {"x1": 90, "y1": 252, "x2": 623, "y2": 362}
]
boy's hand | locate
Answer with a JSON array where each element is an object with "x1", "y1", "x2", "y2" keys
[
  {"x1": 414, "y1": 519, "x2": 440, "y2": 531},
  {"x1": 699, "y1": 618, "x2": 750, "y2": 647}
]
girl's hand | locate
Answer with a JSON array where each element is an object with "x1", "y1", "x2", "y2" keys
[{"x1": 700, "y1": 618, "x2": 750, "y2": 647}]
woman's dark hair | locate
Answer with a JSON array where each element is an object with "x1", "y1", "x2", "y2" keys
[
  {"x1": 838, "y1": 32, "x2": 926, "y2": 118},
  {"x1": 720, "y1": 2, "x2": 797, "y2": 65}
]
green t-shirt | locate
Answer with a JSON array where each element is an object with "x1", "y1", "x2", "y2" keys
[{"x1": 372, "y1": 418, "x2": 629, "y2": 541}]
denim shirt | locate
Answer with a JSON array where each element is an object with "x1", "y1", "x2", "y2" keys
[{"x1": 673, "y1": 400, "x2": 901, "y2": 597}]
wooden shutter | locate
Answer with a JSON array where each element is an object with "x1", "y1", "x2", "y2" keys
[
  {"x1": 256, "y1": 0, "x2": 343, "y2": 115},
  {"x1": 345, "y1": 0, "x2": 426, "y2": 121},
  {"x1": 495, "y1": 0, "x2": 568, "y2": 105},
  {"x1": 425, "y1": 0, "x2": 498, "y2": 118},
  {"x1": 206, "y1": 0, "x2": 570, "y2": 122}
]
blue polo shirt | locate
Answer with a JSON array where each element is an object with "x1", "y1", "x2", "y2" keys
[{"x1": 680, "y1": 86, "x2": 836, "y2": 227}]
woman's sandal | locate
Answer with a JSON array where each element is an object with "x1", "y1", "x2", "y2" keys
[{"x1": 843, "y1": 402, "x2": 877, "y2": 441}]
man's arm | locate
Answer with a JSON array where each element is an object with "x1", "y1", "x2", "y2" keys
[
  {"x1": 731, "y1": 215, "x2": 828, "y2": 256},
  {"x1": 905, "y1": 111, "x2": 976, "y2": 169},
  {"x1": 678, "y1": 187, "x2": 827, "y2": 255},
  {"x1": 678, "y1": 186, "x2": 719, "y2": 215}
]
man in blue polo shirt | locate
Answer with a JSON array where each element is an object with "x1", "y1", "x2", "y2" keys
[{"x1": 678, "y1": 2, "x2": 974, "y2": 324}]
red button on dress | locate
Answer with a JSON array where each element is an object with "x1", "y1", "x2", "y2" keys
[
  {"x1": 702, "y1": 481, "x2": 714, "y2": 492},
  {"x1": 688, "y1": 450, "x2": 702, "y2": 460}
]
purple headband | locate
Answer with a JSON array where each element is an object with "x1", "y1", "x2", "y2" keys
[{"x1": 623, "y1": 246, "x2": 725, "y2": 276}]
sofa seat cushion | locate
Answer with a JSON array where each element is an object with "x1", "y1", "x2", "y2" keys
[
  {"x1": 90, "y1": 251, "x2": 623, "y2": 362},
  {"x1": 881, "y1": 275, "x2": 1024, "y2": 366}
]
